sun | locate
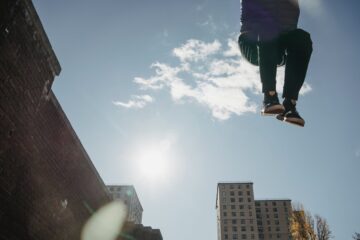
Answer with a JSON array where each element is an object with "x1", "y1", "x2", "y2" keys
[{"x1": 135, "y1": 139, "x2": 173, "y2": 182}]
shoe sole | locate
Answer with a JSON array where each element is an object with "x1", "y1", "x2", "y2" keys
[
  {"x1": 276, "y1": 115, "x2": 305, "y2": 127},
  {"x1": 261, "y1": 105, "x2": 285, "y2": 116}
]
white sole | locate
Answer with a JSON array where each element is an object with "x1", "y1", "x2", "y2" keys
[
  {"x1": 261, "y1": 105, "x2": 285, "y2": 116},
  {"x1": 284, "y1": 117, "x2": 305, "y2": 127}
]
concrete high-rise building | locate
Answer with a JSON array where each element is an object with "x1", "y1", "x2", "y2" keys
[
  {"x1": 107, "y1": 185, "x2": 143, "y2": 224},
  {"x1": 216, "y1": 182, "x2": 292, "y2": 240}
]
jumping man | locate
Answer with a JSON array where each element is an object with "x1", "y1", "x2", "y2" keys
[{"x1": 238, "y1": 0, "x2": 313, "y2": 127}]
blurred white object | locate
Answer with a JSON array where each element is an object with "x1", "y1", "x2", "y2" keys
[{"x1": 81, "y1": 201, "x2": 127, "y2": 240}]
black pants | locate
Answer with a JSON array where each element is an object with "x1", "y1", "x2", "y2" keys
[{"x1": 238, "y1": 29, "x2": 313, "y2": 100}]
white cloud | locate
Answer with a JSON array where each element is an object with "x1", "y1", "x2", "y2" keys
[
  {"x1": 113, "y1": 95, "x2": 154, "y2": 109},
  {"x1": 126, "y1": 36, "x2": 312, "y2": 120},
  {"x1": 223, "y1": 38, "x2": 241, "y2": 57},
  {"x1": 173, "y1": 39, "x2": 221, "y2": 62}
]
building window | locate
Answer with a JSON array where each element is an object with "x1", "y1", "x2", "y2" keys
[
  {"x1": 251, "y1": 226, "x2": 254, "y2": 232},
  {"x1": 251, "y1": 234, "x2": 255, "y2": 239},
  {"x1": 231, "y1": 205, "x2": 236, "y2": 209},
  {"x1": 230, "y1": 191, "x2": 235, "y2": 196},
  {"x1": 240, "y1": 212, "x2": 244, "y2": 217},
  {"x1": 248, "y1": 205, "x2": 252, "y2": 210},
  {"x1": 223, "y1": 212, "x2": 227, "y2": 217},
  {"x1": 224, "y1": 234, "x2": 228, "y2": 239},
  {"x1": 233, "y1": 226, "x2": 238, "y2": 232},
  {"x1": 274, "y1": 214, "x2": 279, "y2": 219},
  {"x1": 272, "y1": 202, "x2": 277, "y2": 206},
  {"x1": 230, "y1": 185, "x2": 234, "y2": 189},
  {"x1": 241, "y1": 226, "x2": 246, "y2": 232},
  {"x1": 238, "y1": 191, "x2": 243, "y2": 196},
  {"x1": 240, "y1": 205, "x2": 244, "y2": 210},
  {"x1": 249, "y1": 212, "x2": 253, "y2": 217},
  {"x1": 232, "y1": 219, "x2": 237, "y2": 224},
  {"x1": 224, "y1": 227, "x2": 228, "y2": 232},
  {"x1": 265, "y1": 202, "x2": 268, "y2": 206},
  {"x1": 247, "y1": 191, "x2": 250, "y2": 196},
  {"x1": 266, "y1": 208, "x2": 269, "y2": 212},
  {"x1": 273, "y1": 208, "x2": 278, "y2": 212},
  {"x1": 248, "y1": 198, "x2": 251, "y2": 202},
  {"x1": 223, "y1": 198, "x2": 226, "y2": 203},
  {"x1": 246, "y1": 184, "x2": 250, "y2": 189},
  {"x1": 233, "y1": 234, "x2": 238, "y2": 239},
  {"x1": 232, "y1": 212, "x2": 236, "y2": 217},
  {"x1": 223, "y1": 205, "x2": 227, "y2": 210},
  {"x1": 241, "y1": 219, "x2": 245, "y2": 224},
  {"x1": 268, "y1": 226, "x2": 272, "y2": 232},
  {"x1": 242, "y1": 234, "x2": 247, "y2": 239},
  {"x1": 276, "y1": 227, "x2": 280, "y2": 232},
  {"x1": 275, "y1": 220, "x2": 280, "y2": 225},
  {"x1": 239, "y1": 198, "x2": 243, "y2": 202},
  {"x1": 238, "y1": 185, "x2": 242, "y2": 189},
  {"x1": 250, "y1": 219, "x2": 253, "y2": 224},
  {"x1": 257, "y1": 220, "x2": 262, "y2": 226},
  {"x1": 231, "y1": 198, "x2": 235, "y2": 203},
  {"x1": 223, "y1": 220, "x2": 228, "y2": 224},
  {"x1": 277, "y1": 233, "x2": 281, "y2": 238}
]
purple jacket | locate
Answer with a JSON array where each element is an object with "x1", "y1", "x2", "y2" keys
[{"x1": 240, "y1": 0, "x2": 300, "y2": 40}]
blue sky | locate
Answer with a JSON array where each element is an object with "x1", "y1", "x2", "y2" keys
[{"x1": 33, "y1": 0, "x2": 360, "y2": 239}]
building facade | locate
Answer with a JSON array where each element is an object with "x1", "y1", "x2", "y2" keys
[
  {"x1": 117, "y1": 222, "x2": 163, "y2": 240},
  {"x1": 107, "y1": 185, "x2": 143, "y2": 224},
  {"x1": 216, "y1": 182, "x2": 292, "y2": 240},
  {"x1": 0, "y1": 0, "x2": 111, "y2": 239}
]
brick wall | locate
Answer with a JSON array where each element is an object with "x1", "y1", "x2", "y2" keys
[{"x1": 0, "y1": 0, "x2": 111, "y2": 239}]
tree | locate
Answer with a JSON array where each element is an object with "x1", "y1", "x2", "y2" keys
[
  {"x1": 290, "y1": 204, "x2": 332, "y2": 240},
  {"x1": 290, "y1": 204, "x2": 316, "y2": 240},
  {"x1": 315, "y1": 215, "x2": 332, "y2": 240},
  {"x1": 353, "y1": 232, "x2": 360, "y2": 240}
]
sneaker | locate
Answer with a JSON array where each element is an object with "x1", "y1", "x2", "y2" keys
[
  {"x1": 261, "y1": 92, "x2": 285, "y2": 116},
  {"x1": 276, "y1": 99, "x2": 305, "y2": 127}
]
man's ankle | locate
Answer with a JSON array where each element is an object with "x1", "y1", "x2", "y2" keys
[
  {"x1": 268, "y1": 91, "x2": 276, "y2": 96},
  {"x1": 283, "y1": 98, "x2": 297, "y2": 110}
]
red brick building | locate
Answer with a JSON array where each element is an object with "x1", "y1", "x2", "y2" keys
[{"x1": 0, "y1": 0, "x2": 111, "y2": 239}]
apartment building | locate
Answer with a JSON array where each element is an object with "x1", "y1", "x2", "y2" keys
[
  {"x1": 107, "y1": 185, "x2": 143, "y2": 224},
  {"x1": 216, "y1": 182, "x2": 292, "y2": 240}
]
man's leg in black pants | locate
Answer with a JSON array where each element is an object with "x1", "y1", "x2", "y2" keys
[
  {"x1": 258, "y1": 39, "x2": 285, "y2": 115},
  {"x1": 282, "y1": 29, "x2": 313, "y2": 100},
  {"x1": 277, "y1": 29, "x2": 313, "y2": 126},
  {"x1": 238, "y1": 33, "x2": 285, "y2": 116},
  {"x1": 259, "y1": 40, "x2": 278, "y2": 94}
]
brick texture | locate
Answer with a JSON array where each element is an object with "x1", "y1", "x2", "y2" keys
[{"x1": 0, "y1": 0, "x2": 111, "y2": 239}]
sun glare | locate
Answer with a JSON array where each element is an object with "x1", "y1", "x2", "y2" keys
[{"x1": 135, "y1": 139, "x2": 174, "y2": 182}]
